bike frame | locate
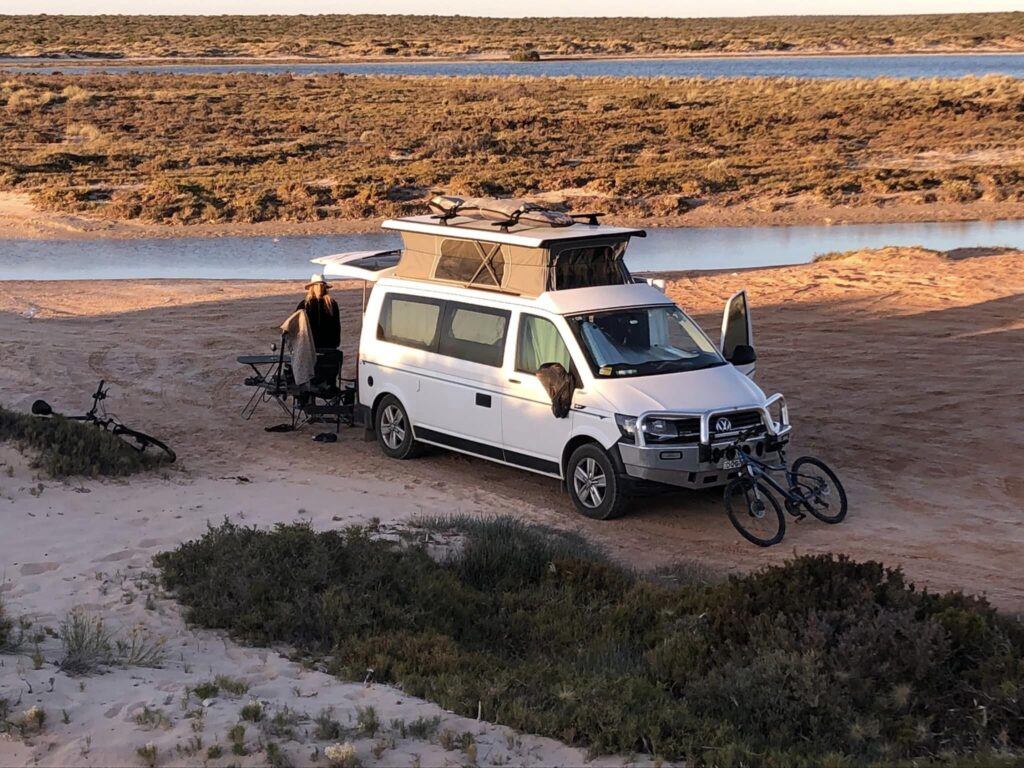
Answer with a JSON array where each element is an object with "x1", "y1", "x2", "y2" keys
[
  {"x1": 739, "y1": 454, "x2": 803, "y2": 506},
  {"x1": 728, "y1": 432, "x2": 814, "y2": 510}
]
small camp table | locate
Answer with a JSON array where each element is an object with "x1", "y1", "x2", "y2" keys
[{"x1": 237, "y1": 350, "x2": 293, "y2": 422}]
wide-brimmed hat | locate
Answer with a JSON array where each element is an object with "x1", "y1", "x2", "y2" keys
[{"x1": 305, "y1": 273, "x2": 332, "y2": 289}]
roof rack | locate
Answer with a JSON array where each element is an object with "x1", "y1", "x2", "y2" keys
[{"x1": 427, "y1": 194, "x2": 581, "y2": 230}]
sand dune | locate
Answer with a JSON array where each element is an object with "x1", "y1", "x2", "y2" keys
[{"x1": 0, "y1": 246, "x2": 1022, "y2": 765}]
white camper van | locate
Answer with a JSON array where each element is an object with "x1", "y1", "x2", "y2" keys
[{"x1": 317, "y1": 198, "x2": 791, "y2": 519}]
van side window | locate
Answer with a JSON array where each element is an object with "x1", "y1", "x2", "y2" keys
[
  {"x1": 438, "y1": 303, "x2": 510, "y2": 367},
  {"x1": 516, "y1": 314, "x2": 571, "y2": 373},
  {"x1": 436, "y1": 239, "x2": 505, "y2": 286},
  {"x1": 377, "y1": 294, "x2": 442, "y2": 351}
]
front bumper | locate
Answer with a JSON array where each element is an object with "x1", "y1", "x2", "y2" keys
[{"x1": 618, "y1": 394, "x2": 791, "y2": 490}]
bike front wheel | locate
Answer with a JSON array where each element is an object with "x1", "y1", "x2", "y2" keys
[
  {"x1": 724, "y1": 477, "x2": 785, "y2": 547},
  {"x1": 791, "y1": 456, "x2": 847, "y2": 523},
  {"x1": 112, "y1": 425, "x2": 176, "y2": 463}
]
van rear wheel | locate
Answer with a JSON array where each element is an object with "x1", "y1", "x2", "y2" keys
[
  {"x1": 375, "y1": 395, "x2": 421, "y2": 460},
  {"x1": 567, "y1": 443, "x2": 627, "y2": 520}
]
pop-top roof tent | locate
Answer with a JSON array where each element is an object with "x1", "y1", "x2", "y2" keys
[{"x1": 378, "y1": 196, "x2": 646, "y2": 298}]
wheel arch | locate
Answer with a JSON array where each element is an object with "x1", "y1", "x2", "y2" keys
[
  {"x1": 369, "y1": 389, "x2": 407, "y2": 432},
  {"x1": 561, "y1": 431, "x2": 626, "y2": 480}
]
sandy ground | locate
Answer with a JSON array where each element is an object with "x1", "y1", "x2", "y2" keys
[
  {"x1": 3, "y1": 190, "x2": 1024, "y2": 241},
  {"x1": 0, "y1": 247, "x2": 1022, "y2": 765}
]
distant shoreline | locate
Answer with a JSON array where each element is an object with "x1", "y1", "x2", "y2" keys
[{"x1": 2, "y1": 191, "x2": 1022, "y2": 242}]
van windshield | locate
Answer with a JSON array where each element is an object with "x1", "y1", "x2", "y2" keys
[{"x1": 567, "y1": 305, "x2": 725, "y2": 377}]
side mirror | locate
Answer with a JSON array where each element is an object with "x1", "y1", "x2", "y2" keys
[
  {"x1": 728, "y1": 344, "x2": 757, "y2": 366},
  {"x1": 31, "y1": 399, "x2": 53, "y2": 416}
]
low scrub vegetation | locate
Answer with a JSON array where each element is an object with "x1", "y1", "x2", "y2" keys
[
  {"x1": 1, "y1": 73, "x2": 1021, "y2": 225},
  {"x1": 0, "y1": 405, "x2": 166, "y2": 477},
  {"x1": 59, "y1": 609, "x2": 165, "y2": 675},
  {"x1": 0, "y1": 14, "x2": 1021, "y2": 59},
  {"x1": 154, "y1": 517, "x2": 1024, "y2": 766}
]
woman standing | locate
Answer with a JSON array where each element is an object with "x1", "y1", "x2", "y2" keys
[
  {"x1": 298, "y1": 273, "x2": 340, "y2": 351},
  {"x1": 298, "y1": 273, "x2": 341, "y2": 392}
]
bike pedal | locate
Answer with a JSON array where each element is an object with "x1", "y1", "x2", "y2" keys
[{"x1": 793, "y1": 512, "x2": 806, "y2": 522}]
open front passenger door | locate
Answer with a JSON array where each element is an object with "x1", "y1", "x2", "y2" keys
[{"x1": 720, "y1": 290, "x2": 757, "y2": 378}]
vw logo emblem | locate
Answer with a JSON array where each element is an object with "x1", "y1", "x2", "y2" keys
[{"x1": 715, "y1": 417, "x2": 733, "y2": 432}]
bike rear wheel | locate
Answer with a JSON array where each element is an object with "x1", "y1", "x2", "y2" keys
[
  {"x1": 112, "y1": 425, "x2": 176, "y2": 463},
  {"x1": 724, "y1": 477, "x2": 785, "y2": 547},
  {"x1": 791, "y1": 456, "x2": 846, "y2": 523}
]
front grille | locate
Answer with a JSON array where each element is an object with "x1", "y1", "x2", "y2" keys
[{"x1": 709, "y1": 410, "x2": 765, "y2": 440}]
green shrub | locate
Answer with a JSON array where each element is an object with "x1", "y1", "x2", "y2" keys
[
  {"x1": 214, "y1": 674, "x2": 249, "y2": 696},
  {"x1": 0, "y1": 406, "x2": 167, "y2": 478},
  {"x1": 192, "y1": 681, "x2": 219, "y2": 700},
  {"x1": 155, "y1": 520, "x2": 1024, "y2": 765},
  {"x1": 239, "y1": 701, "x2": 263, "y2": 722}
]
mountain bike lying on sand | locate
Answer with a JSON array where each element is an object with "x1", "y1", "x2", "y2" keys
[
  {"x1": 31, "y1": 380, "x2": 176, "y2": 463},
  {"x1": 722, "y1": 426, "x2": 845, "y2": 546}
]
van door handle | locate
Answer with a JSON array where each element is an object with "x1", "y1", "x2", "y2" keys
[
  {"x1": 475, "y1": 393, "x2": 492, "y2": 408},
  {"x1": 508, "y1": 378, "x2": 521, "y2": 384}
]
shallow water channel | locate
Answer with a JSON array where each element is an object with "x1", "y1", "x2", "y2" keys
[
  {"x1": 2, "y1": 219, "x2": 1023, "y2": 281},
  {"x1": 4, "y1": 53, "x2": 1024, "y2": 79}
]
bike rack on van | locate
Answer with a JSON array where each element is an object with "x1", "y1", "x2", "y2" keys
[{"x1": 634, "y1": 393, "x2": 790, "y2": 449}]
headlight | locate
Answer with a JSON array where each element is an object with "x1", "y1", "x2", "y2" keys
[
  {"x1": 644, "y1": 418, "x2": 679, "y2": 441},
  {"x1": 615, "y1": 415, "x2": 679, "y2": 443},
  {"x1": 615, "y1": 414, "x2": 637, "y2": 442}
]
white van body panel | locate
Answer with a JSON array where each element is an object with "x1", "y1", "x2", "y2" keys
[
  {"x1": 358, "y1": 277, "x2": 789, "y2": 488},
  {"x1": 593, "y1": 366, "x2": 767, "y2": 416}
]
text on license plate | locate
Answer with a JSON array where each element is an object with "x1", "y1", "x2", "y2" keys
[{"x1": 722, "y1": 458, "x2": 743, "y2": 470}]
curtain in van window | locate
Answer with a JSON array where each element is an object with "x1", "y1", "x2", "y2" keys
[
  {"x1": 383, "y1": 298, "x2": 441, "y2": 348},
  {"x1": 451, "y1": 307, "x2": 506, "y2": 345},
  {"x1": 517, "y1": 315, "x2": 571, "y2": 373}
]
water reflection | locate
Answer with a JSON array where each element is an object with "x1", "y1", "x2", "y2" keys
[
  {"x1": 2, "y1": 219, "x2": 1022, "y2": 281},
  {"x1": 3, "y1": 53, "x2": 1024, "y2": 79}
]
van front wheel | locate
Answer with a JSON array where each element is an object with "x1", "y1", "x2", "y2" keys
[
  {"x1": 375, "y1": 395, "x2": 421, "y2": 460},
  {"x1": 566, "y1": 443, "x2": 627, "y2": 520}
]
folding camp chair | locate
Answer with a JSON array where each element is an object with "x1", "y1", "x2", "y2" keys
[{"x1": 237, "y1": 333, "x2": 355, "y2": 432}]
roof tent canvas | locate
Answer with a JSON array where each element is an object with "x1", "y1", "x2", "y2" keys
[{"x1": 387, "y1": 214, "x2": 644, "y2": 298}]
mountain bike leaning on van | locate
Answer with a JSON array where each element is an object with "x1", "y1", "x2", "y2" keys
[
  {"x1": 722, "y1": 426, "x2": 846, "y2": 546},
  {"x1": 31, "y1": 380, "x2": 176, "y2": 463}
]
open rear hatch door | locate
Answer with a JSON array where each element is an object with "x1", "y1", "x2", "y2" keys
[{"x1": 312, "y1": 250, "x2": 401, "y2": 282}]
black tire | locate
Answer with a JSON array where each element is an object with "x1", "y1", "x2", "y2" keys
[
  {"x1": 724, "y1": 477, "x2": 785, "y2": 547},
  {"x1": 566, "y1": 443, "x2": 628, "y2": 520},
  {"x1": 113, "y1": 425, "x2": 176, "y2": 463},
  {"x1": 791, "y1": 456, "x2": 847, "y2": 524},
  {"x1": 374, "y1": 394, "x2": 421, "y2": 460}
]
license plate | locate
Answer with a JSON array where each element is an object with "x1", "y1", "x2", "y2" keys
[{"x1": 722, "y1": 458, "x2": 743, "y2": 470}]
